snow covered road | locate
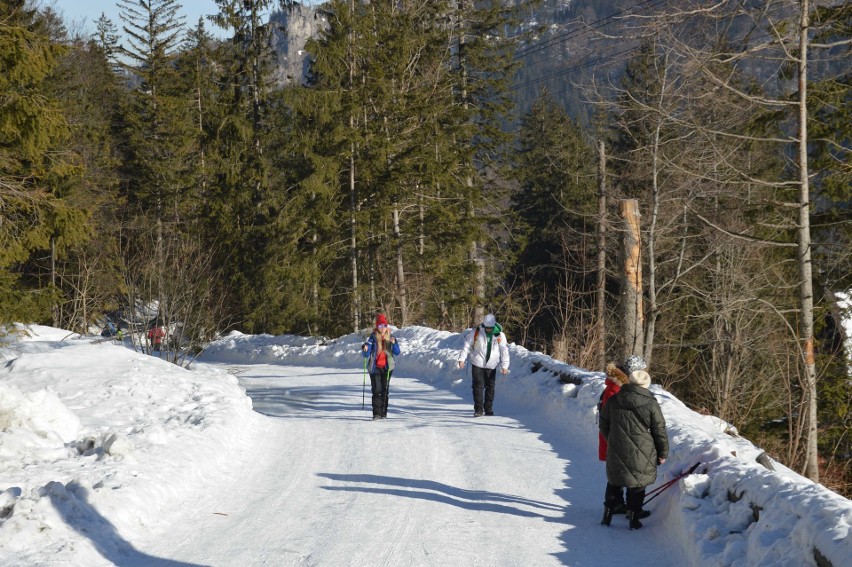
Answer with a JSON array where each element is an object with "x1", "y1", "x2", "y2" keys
[
  {"x1": 142, "y1": 363, "x2": 683, "y2": 566},
  {"x1": 5, "y1": 327, "x2": 849, "y2": 566}
]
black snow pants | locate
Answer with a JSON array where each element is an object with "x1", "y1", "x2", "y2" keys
[
  {"x1": 471, "y1": 365, "x2": 497, "y2": 415},
  {"x1": 369, "y1": 368, "x2": 392, "y2": 418}
]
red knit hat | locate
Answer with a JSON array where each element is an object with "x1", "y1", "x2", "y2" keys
[{"x1": 376, "y1": 313, "x2": 388, "y2": 327}]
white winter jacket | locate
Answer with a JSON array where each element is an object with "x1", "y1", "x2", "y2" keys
[{"x1": 458, "y1": 324, "x2": 510, "y2": 371}]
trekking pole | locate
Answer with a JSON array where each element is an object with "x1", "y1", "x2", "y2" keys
[
  {"x1": 644, "y1": 462, "x2": 701, "y2": 505},
  {"x1": 362, "y1": 357, "x2": 367, "y2": 410}
]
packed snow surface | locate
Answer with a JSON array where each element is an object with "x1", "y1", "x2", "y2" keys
[{"x1": 1, "y1": 324, "x2": 850, "y2": 566}]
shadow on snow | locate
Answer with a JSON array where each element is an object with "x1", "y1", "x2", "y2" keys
[
  {"x1": 47, "y1": 481, "x2": 205, "y2": 567},
  {"x1": 317, "y1": 473, "x2": 562, "y2": 518}
]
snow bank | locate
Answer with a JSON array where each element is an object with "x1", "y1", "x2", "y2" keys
[
  {"x1": 0, "y1": 332, "x2": 260, "y2": 566},
  {"x1": 203, "y1": 325, "x2": 852, "y2": 567}
]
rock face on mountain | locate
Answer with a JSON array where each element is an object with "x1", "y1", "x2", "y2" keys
[{"x1": 270, "y1": 4, "x2": 326, "y2": 86}]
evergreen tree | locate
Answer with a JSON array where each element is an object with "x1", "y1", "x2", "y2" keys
[
  {"x1": 43, "y1": 26, "x2": 127, "y2": 333},
  {"x1": 805, "y1": 1, "x2": 851, "y2": 489},
  {"x1": 93, "y1": 12, "x2": 121, "y2": 73},
  {"x1": 207, "y1": 0, "x2": 281, "y2": 332},
  {"x1": 117, "y1": 0, "x2": 192, "y2": 225},
  {"x1": 0, "y1": 0, "x2": 84, "y2": 323},
  {"x1": 451, "y1": 0, "x2": 540, "y2": 324},
  {"x1": 297, "y1": 0, "x2": 537, "y2": 331},
  {"x1": 808, "y1": 2, "x2": 851, "y2": 292},
  {"x1": 509, "y1": 89, "x2": 597, "y2": 351},
  {"x1": 174, "y1": 18, "x2": 219, "y2": 228}
]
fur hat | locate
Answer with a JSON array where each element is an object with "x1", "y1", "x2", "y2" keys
[
  {"x1": 605, "y1": 362, "x2": 630, "y2": 386},
  {"x1": 629, "y1": 370, "x2": 652, "y2": 389},
  {"x1": 376, "y1": 313, "x2": 388, "y2": 327},
  {"x1": 624, "y1": 354, "x2": 648, "y2": 374},
  {"x1": 483, "y1": 313, "x2": 497, "y2": 327}
]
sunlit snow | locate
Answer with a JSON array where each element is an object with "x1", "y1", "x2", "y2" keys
[{"x1": 1, "y1": 324, "x2": 849, "y2": 566}]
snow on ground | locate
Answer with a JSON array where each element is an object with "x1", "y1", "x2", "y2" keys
[{"x1": 0, "y1": 324, "x2": 850, "y2": 566}]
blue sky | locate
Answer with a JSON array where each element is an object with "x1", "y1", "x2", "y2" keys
[
  {"x1": 46, "y1": 1, "x2": 318, "y2": 39},
  {"x1": 48, "y1": 0, "x2": 227, "y2": 37}
]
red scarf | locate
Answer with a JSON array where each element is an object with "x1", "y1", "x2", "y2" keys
[{"x1": 374, "y1": 330, "x2": 389, "y2": 369}]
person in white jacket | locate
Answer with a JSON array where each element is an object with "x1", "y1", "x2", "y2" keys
[{"x1": 457, "y1": 313, "x2": 510, "y2": 417}]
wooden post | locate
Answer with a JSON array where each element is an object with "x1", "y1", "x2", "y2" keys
[
  {"x1": 619, "y1": 199, "x2": 644, "y2": 360},
  {"x1": 595, "y1": 141, "x2": 607, "y2": 371}
]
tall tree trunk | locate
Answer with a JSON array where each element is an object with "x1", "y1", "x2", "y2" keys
[
  {"x1": 393, "y1": 208, "x2": 408, "y2": 325},
  {"x1": 51, "y1": 237, "x2": 59, "y2": 328},
  {"x1": 797, "y1": 0, "x2": 818, "y2": 482},
  {"x1": 348, "y1": 0, "x2": 360, "y2": 331},
  {"x1": 418, "y1": 190, "x2": 425, "y2": 257},
  {"x1": 644, "y1": 121, "x2": 662, "y2": 366},
  {"x1": 620, "y1": 199, "x2": 644, "y2": 360},
  {"x1": 349, "y1": 152, "x2": 359, "y2": 331},
  {"x1": 457, "y1": 0, "x2": 484, "y2": 324},
  {"x1": 595, "y1": 140, "x2": 607, "y2": 371},
  {"x1": 644, "y1": 46, "x2": 669, "y2": 367}
]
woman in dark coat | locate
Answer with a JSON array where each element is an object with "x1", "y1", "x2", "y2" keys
[
  {"x1": 598, "y1": 362, "x2": 630, "y2": 514},
  {"x1": 599, "y1": 369, "x2": 668, "y2": 530}
]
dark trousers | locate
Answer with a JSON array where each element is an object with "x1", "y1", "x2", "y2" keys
[
  {"x1": 626, "y1": 486, "x2": 646, "y2": 515},
  {"x1": 471, "y1": 365, "x2": 496, "y2": 414},
  {"x1": 604, "y1": 482, "x2": 626, "y2": 508},
  {"x1": 369, "y1": 368, "x2": 391, "y2": 417}
]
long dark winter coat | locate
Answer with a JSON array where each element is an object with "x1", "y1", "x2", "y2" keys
[
  {"x1": 598, "y1": 362, "x2": 630, "y2": 461},
  {"x1": 599, "y1": 383, "x2": 669, "y2": 488}
]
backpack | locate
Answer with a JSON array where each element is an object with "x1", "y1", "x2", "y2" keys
[{"x1": 472, "y1": 325, "x2": 502, "y2": 345}]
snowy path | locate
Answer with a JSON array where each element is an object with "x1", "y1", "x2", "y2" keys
[{"x1": 141, "y1": 363, "x2": 685, "y2": 566}]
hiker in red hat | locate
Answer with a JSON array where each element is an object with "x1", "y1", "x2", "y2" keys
[{"x1": 361, "y1": 313, "x2": 401, "y2": 420}]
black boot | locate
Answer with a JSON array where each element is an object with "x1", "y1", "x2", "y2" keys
[
  {"x1": 600, "y1": 507, "x2": 613, "y2": 526},
  {"x1": 627, "y1": 511, "x2": 643, "y2": 530}
]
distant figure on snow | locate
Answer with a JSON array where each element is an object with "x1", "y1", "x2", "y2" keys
[
  {"x1": 361, "y1": 314, "x2": 400, "y2": 420},
  {"x1": 101, "y1": 321, "x2": 117, "y2": 337},
  {"x1": 457, "y1": 313, "x2": 509, "y2": 417},
  {"x1": 148, "y1": 325, "x2": 165, "y2": 350},
  {"x1": 599, "y1": 365, "x2": 668, "y2": 530}
]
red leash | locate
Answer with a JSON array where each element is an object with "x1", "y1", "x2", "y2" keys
[{"x1": 644, "y1": 462, "x2": 701, "y2": 505}]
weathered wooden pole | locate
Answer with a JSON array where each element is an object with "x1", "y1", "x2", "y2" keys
[{"x1": 619, "y1": 199, "x2": 644, "y2": 360}]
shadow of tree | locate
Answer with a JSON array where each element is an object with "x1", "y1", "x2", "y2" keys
[{"x1": 317, "y1": 473, "x2": 563, "y2": 518}]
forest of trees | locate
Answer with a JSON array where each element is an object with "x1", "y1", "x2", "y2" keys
[{"x1": 0, "y1": 0, "x2": 848, "y2": 492}]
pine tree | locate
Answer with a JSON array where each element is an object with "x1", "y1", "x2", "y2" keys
[
  {"x1": 296, "y1": 0, "x2": 537, "y2": 331},
  {"x1": 117, "y1": 0, "x2": 192, "y2": 224},
  {"x1": 510, "y1": 89, "x2": 597, "y2": 351},
  {"x1": 93, "y1": 12, "x2": 121, "y2": 73},
  {"x1": 206, "y1": 0, "x2": 283, "y2": 332},
  {"x1": 174, "y1": 18, "x2": 219, "y2": 227},
  {"x1": 0, "y1": 0, "x2": 83, "y2": 323},
  {"x1": 43, "y1": 24, "x2": 127, "y2": 333},
  {"x1": 451, "y1": 0, "x2": 540, "y2": 325}
]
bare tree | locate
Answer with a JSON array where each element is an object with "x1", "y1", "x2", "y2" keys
[
  {"x1": 585, "y1": 0, "x2": 849, "y2": 482},
  {"x1": 121, "y1": 224, "x2": 232, "y2": 367}
]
